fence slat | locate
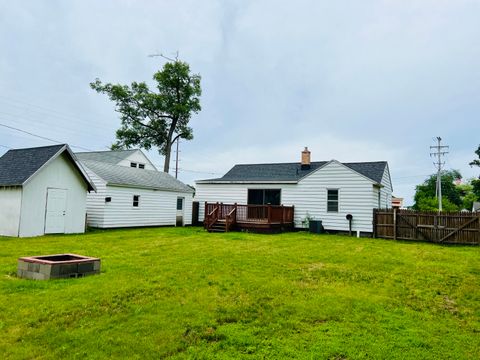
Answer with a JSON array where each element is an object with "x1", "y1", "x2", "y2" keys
[{"x1": 373, "y1": 209, "x2": 480, "y2": 245}]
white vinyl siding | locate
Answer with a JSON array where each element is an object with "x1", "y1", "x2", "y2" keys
[
  {"x1": 0, "y1": 187, "x2": 22, "y2": 237},
  {"x1": 195, "y1": 160, "x2": 393, "y2": 233},
  {"x1": 117, "y1": 150, "x2": 157, "y2": 171},
  {"x1": 20, "y1": 153, "x2": 88, "y2": 237},
  {"x1": 97, "y1": 186, "x2": 192, "y2": 228},
  {"x1": 379, "y1": 165, "x2": 392, "y2": 209},
  {"x1": 83, "y1": 166, "x2": 107, "y2": 228}
]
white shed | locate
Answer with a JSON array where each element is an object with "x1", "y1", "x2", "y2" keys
[
  {"x1": 76, "y1": 150, "x2": 194, "y2": 228},
  {"x1": 0, "y1": 144, "x2": 95, "y2": 237},
  {"x1": 195, "y1": 148, "x2": 393, "y2": 234}
]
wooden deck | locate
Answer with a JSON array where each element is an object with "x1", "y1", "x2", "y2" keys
[{"x1": 204, "y1": 202, "x2": 295, "y2": 233}]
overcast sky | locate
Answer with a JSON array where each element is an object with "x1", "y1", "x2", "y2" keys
[{"x1": 0, "y1": 0, "x2": 479, "y2": 205}]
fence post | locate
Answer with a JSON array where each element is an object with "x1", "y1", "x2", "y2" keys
[
  {"x1": 393, "y1": 208, "x2": 397, "y2": 241},
  {"x1": 267, "y1": 205, "x2": 272, "y2": 223},
  {"x1": 372, "y1": 209, "x2": 377, "y2": 238}
]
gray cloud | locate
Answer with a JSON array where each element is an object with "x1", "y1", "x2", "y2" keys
[{"x1": 0, "y1": 0, "x2": 479, "y2": 204}]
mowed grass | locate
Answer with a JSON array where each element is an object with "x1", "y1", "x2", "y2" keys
[{"x1": 0, "y1": 228, "x2": 479, "y2": 359}]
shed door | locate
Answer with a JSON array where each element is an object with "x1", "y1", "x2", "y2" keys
[{"x1": 45, "y1": 188, "x2": 67, "y2": 234}]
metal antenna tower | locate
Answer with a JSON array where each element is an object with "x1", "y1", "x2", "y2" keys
[{"x1": 430, "y1": 137, "x2": 449, "y2": 211}]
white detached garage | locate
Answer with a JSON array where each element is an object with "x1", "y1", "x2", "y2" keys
[{"x1": 0, "y1": 144, "x2": 95, "y2": 237}]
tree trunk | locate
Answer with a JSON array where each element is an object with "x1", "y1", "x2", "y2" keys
[
  {"x1": 163, "y1": 140, "x2": 171, "y2": 173},
  {"x1": 163, "y1": 117, "x2": 179, "y2": 174}
]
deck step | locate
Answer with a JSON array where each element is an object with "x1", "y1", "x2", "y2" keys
[{"x1": 208, "y1": 221, "x2": 227, "y2": 232}]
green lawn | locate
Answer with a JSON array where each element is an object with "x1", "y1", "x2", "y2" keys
[{"x1": 0, "y1": 227, "x2": 479, "y2": 359}]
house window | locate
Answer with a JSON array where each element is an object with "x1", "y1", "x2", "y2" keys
[
  {"x1": 133, "y1": 195, "x2": 140, "y2": 207},
  {"x1": 138, "y1": 163, "x2": 145, "y2": 169},
  {"x1": 177, "y1": 197, "x2": 183, "y2": 210},
  {"x1": 105, "y1": 197, "x2": 112, "y2": 203},
  {"x1": 327, "y1": 189, "x2": 339, "y2": 212},
  {"x1": 247, "y1": 189, "x2": 281, "y2": 205},
  {"x1": 130, "y1": 162, "x2": 137, "y2": 168}
]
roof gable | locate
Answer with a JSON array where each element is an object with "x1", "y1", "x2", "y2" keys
[{"x1": 0, "y1": 144, "x2": 95, "y2": 191}]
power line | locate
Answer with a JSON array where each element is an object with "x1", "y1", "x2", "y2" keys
[
  {"x1": 0, "y1": 95, "x2": 114, "y2": 128},
  {"x1": 430, "y1": 136, "x2": 449, "y2": 211},
  {"x1": 0, "y1": 119, "x2": 218, "y2": 177}
]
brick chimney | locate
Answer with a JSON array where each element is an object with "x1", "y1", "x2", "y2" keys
[{"x1": 301, "y1": 147, "x2": 311, "y2": 170}]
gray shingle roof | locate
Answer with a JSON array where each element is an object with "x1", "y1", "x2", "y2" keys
[
  {"x1": 0, "y1": 144, "x2": 66, "y2": 186},
  {"x1": 0, "y1": 144, "x2": 95, "y2": 191},
  {"x1": 81, "y1": 160, "x2": 193, "y2": 193},
  {"x1": 76, "y1": 149, "x2": 138, "y2": 165},
  {"x1": 197, "y1": 160, "x2": 387, "y2": 184}
]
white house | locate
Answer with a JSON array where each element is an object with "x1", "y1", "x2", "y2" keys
[
  {"x1": 195, "y1": 147, "x2": 393, "y2": 234},
  {"x1": 0, "y1": 144, "x2": 95, "y2": 237},
  {"x1": 76, "y1": 149, "x2": 194, "y2": 228}
]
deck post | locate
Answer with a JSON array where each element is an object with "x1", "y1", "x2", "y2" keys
[
  {"x1": 267, "y1": 205, "x2": 272, "y2": 223},
  {"x1": 234, "y1": 203, "x2": 237, "y2": 222}
]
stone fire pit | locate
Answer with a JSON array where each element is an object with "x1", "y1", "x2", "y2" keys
[{"x1": 17, "y1": 254, "x2": 100, "y2": 280}]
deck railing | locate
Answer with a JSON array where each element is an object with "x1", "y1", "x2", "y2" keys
[{"x1": 204, "y1": 202, "x2": 294, "y2": 228}]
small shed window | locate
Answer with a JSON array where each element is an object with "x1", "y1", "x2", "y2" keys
[
  {"x1": 177, "y1": 198, "x2": 183, "y2": 210},
  {"x1": 133, "y1": 195, "x2": 140, "y2": 207},
  {"x1": 327, "y1": 189, "x2": 339, "y2": 212},
  {"x1": 130, "y1": 162, "x2": 137, "y2": 168},
  {"x1": 105, "y1": 197, "x2": 112, "y2": 203},
  {"x1": 138, "y1": 163, "x2": 145, "y2": 169}
]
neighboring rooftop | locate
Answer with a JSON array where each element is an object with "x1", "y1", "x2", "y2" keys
[
  {"x1": 473, "y1": 202, "x2": 480, "y2": 212},
  {"x1": 76, "y1": 149, "x2": 138, "y2": 165},
  {"x1": 197, "y1": 160, "x2": 388, "y2": 184},
  {"x1": 0, "y1": 144, "x2": 94, "y2": 190},
  {"x1": 81, "y1": 160, "x2": 193, "y2": 193}
]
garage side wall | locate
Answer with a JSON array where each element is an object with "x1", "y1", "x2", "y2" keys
[
  {"x1": 20, "y1": 154, "x2": 88, "y2": 237},
  {"x1": 0, "y1": 187, "x2": 22, "y2": 237},
  {"x1": 100, "y1": 185, "x2": 193, "y2": 228}
]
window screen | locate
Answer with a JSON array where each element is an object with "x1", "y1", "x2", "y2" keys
[{"x1": 327, "y1": 189, "x2": 339, "y2": 212}]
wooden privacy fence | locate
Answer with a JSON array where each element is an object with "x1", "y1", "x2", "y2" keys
[{"x1": 374, "y1": 209, "x2": 480, "y2": 244}]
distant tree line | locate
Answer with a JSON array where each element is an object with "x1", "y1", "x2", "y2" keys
[{"x1": 413, "y1": 145, "x2": 480, "y2": 211}]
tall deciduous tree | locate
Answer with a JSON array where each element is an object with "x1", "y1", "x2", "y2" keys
[{"x1": 90, "y1": 60, "x2": 201, "y2": 173}]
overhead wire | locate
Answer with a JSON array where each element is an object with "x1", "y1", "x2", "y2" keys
[{"x1": 0, "y1": 118, "x2": 219, "y2": 178}]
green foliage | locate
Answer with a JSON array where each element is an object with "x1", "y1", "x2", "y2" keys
[
  {"x1": 469, "y1": 144, "x2": 480, "y2": 167},
  {"x1": 0, "y1": 228, "x2": 479, "y2": 359},
  {"x1": 91, "y1": 60, "x2": 201, "y2": 172},
  {"x1": 413, "y1": 170, "x2": 463, "y2": 210},
  {"x1": 414, "y1": 195, "x2": 460, "y2": 212},
  {"x1": 472, "y1": 179, "x2": 480, "y2": 199}
]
